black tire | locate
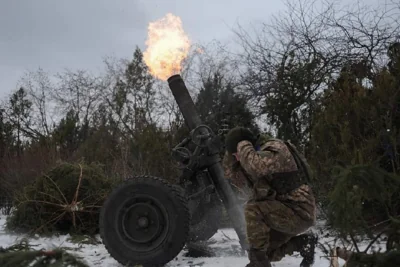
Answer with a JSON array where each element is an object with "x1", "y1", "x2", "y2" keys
[
  {"x1": 188, "y1": 194, "x2": 223, "y2": 242},
  {"x1": 99, "y1": 176, "x2": 190, "y2": 267}
]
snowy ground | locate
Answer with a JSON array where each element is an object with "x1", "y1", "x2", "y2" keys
[{"x1": 0, "y1": 214, "x2": 350, "y2": 267}]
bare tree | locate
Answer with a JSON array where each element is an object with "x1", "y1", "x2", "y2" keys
[
  {"x1": 19, "y1": 68, "x2": 55, "y2": 136},
  {"x1": 326, "y1": 0, "x2": 400, "y2": 75},
  {"x1": 232, "y1": 0, "x2": 400, "y2": 146},
  {"x1": 51, "y1": 69, "x2": 104, "y2": 133}
]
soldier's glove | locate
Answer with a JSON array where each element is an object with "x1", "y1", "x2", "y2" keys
[
  {"x1": 225, "y1": 127, "x2": 257, "y2": 154},
  {"x1": 255, "y1": 133, "x2": 273, "y2": 148}
]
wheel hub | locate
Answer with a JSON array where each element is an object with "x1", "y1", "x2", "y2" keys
[
  {"x1": 138, "y1": 217, "x2": 149, "y2": 228},
  {"x1": 120, "y1": 199, "x2": 166, "y2": 246}
]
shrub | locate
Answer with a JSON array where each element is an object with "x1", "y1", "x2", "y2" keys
[
  {"x1": 327, "y1": 164, "x2": 400, "y2": 238},
  {"x1": 6, "y1": 162, "x2": 117, "y2": 235}
]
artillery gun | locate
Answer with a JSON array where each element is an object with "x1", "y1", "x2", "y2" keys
[{"x1": 99, "y1": 74, "x2": 248, "y2": 266}]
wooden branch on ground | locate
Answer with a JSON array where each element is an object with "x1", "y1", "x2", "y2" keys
[
  {"x1": 330, "y1": 247, "x2": 340, "y2": 267},
  {"x1": 330, "y1": 247, "x2": 354, "y2": 267}
]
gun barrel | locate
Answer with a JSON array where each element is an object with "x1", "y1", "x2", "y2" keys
[
  {"x1": 167, "y1": 74, "x2": 249, "y2": 250},
  {"x1": 167, "y1": 74, "x2": 202, "y2": 130}
]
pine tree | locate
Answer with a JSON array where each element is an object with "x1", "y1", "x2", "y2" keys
[
  {"x1": 195, "y1": 71, "x2": 258, "y2": 135},
  {"x1": 310, "y1": 45, "x2": 400, "y2": 255},
  {"x1": 0, "y1": 108, "x2": 14, "y2": 158},
  {"x1": 52, "y1": 109, "x2": 81, "y2": 158},
  {"x1": 111, "y1": 46, "x2": 155, "y2": 135},
  {"x1": 8, "y1": 87, "x2": 33, "y2": 156}
]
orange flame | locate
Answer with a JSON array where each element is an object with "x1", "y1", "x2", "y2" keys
[{"x1": 143, "y1": 13, "x2": 191, "y2": 81}]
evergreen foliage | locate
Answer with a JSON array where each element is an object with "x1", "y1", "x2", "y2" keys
[
  {"x1": 346, "y1": 250, "x2": 400, "y2": 267},
  {"x1": 0, "y1": 240, "x2": 89, "y2": 267},
  {"x1": 327, "y1": 164, "x2": 400, "y2": 238},
  {"x1": 309, "y1": 55, "x2": 400, "y2": 201},
  {"x1": 6, "y1": 162, "x2": 116, "y2": 235},
  {"x1": 195, "y1": 71, "x2": 259, "y2": 135}
]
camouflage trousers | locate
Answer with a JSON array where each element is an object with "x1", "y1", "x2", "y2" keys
[{"x1": 245, "y1": 198, "x2": 314, "y2": 261}]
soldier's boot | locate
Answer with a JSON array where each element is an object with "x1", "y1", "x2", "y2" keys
[
  {"x1": 296, "y1": 233, "x2": 318, "y2": 267},
  {"x1": 269, "y1": 233, "x2": 318, "y2": 266},
  {"x1": 245, "y1": 248, "x2": 272, "y2": 267}
]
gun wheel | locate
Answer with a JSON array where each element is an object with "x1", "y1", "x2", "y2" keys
[{"x1": 100, "y1": 176, "x2": 190, "y2": 267}]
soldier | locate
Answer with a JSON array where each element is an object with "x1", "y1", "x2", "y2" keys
[{"x1": 223, "y1": 127, "x2": 318, "y2": 267}]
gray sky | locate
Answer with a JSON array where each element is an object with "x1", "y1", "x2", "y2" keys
[{"x1": 0, "y1": 0, "x2": 288, "y2": 98}]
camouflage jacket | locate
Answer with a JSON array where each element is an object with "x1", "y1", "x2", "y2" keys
[
  {"x1": 222, "y1": 151, "x2": 253, "y2": 202},
  {"x1": 226, "y1": 139, "x2": 316, "y2": 222}
]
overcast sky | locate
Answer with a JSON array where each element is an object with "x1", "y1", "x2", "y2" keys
[{"x1": 0, "y1": 0, "x2": 291, "y2": 98}]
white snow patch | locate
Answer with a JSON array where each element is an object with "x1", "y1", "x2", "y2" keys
[{"x1": 0, "y1": 214, "x2": 366, "y2": 267}]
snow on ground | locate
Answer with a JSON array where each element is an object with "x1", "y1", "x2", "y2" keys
[{"x1": 0, "y1": 215, "x2": 350, "y2": 267}]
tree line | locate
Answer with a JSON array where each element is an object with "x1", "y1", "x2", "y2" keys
[{"x1": 1, "y1": 0, "x2": 399, "y2": 207}]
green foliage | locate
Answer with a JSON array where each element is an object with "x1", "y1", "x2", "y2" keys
[
  {"x1": 346, "y1": 250, "x2": 400, "y2": 267},
  {"x1": 0, "y1": 249, "x2": 89, "y2": 267},
  {"x1": 52, "y1": 109, "x2": 81, "y2": 157},
  {"x1": 129, "y1": 123, "x2": 181, "y2": 181},
  {"x1": 0, "y1": 239, "x2": 32, "y2": 253},
  {"x1": 6, "y1": 162, "x2": 116, "y2": 235},
  {"x1": 6, "y1": 87, "x2": 33, "y2": 154},
  {"x1": 195, "y1": 71, "x2": 259, "y2": 134},
  {"x1": 309, "y1": 58, "x2": 400, "y2": 200},
  {"x1": 0, "y1": 109, "x2": 14, "y2": 158},
  {"x1": 111, "y1": 46, "x2": 156, "y2": 134},
  {"x1": 388, "y1": 42, "x2": 400, "y2": 76},
  {"x1": 9, "y1": 87, "x2": 32, "y2": 124},
  {"x1": 72, "y1": 124, "x2": 122, "y2": 177},
  {"x1": 0, "y1": 239, "x2": 89, "y2": 267},
  {"x1": 327, "y1": 164, "x2": 400, "y2": 237}
]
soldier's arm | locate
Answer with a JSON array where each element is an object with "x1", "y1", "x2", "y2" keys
[{"x1": 236, "y1": 140, "x2": 278, "y2": 183}]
